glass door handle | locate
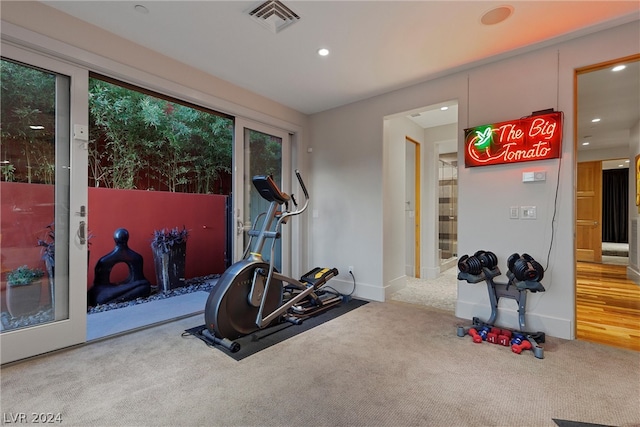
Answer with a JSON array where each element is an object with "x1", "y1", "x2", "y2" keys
[{"x1": 79, "y1": 221, "x2": 86, "y2": 244}]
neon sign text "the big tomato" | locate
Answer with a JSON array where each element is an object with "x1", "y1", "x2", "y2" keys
[{"x1": 464, "y1": 112, "x2": 563, "y2": 167}]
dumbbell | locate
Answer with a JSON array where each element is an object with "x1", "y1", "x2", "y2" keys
[
  {"x1": 474, "y1": 250, "x2": 498, "y2": 269},
  {"x1": 507, "y1": 253, "x2": 544, "y2": 282},
  {"x1": 512, "y1": 340, "x2": 533, "y2": 354},
  {"x1": 486, "y1": 327, "x2": 501, "y2": 344},
  {"x1": 521, "y1": 254, "x2": 544, "y2": 281},
  {"x1": 477, "y1": 326, "x2": 491, "y2": 341},
  {"x1": 511, "y1": 333, "x2": 523, "y2": 344},
  {"x1": 468, "y1": 328, "x2": 483, "y2": 343},
  {"x1": 498, "y1": 329, "x2": 512, "y2": 346},
  {"x1": 458, "y1": 254, "x2": 483, "y2": 275}
]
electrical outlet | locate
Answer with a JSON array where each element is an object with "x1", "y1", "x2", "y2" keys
[
  {"x1": 348, "y1": 265, "x2": 354, "y2": 275},
  {"x1": 521, "y1": 206, "x2": 537, "y2": 219}
]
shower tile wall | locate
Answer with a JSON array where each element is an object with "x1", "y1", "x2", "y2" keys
[{"x1": 439, "y1": 159, "x2": 457, "y2": 261}]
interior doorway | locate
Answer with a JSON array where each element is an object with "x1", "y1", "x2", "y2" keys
[
  {"x1": 438, "y1": 153, "x2": 458, "y2": 270},
  {"x1": 387, "y1": 100, "x2": 459, "y2": 311},
  {"x1": 405, "y1": 137, "x2": 421, "y2": 278},
  {"x1": 574, "y1": 54, "x2": 639, "y2": 350},
  {"x1": 601, "y1": 159, "x2": 630, "y2": 265},
  {"x1": 576, "y1": 159, "x2": 630, "y2": 266}
]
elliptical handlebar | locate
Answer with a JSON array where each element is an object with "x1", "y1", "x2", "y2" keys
[
  {"x1": 283, "y1": 169, "x2": 309, "y2": 218},
  {"x1": 295, "y1": 169, "x2": 309, "y2": 200}
]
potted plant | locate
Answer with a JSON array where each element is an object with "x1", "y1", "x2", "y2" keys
[
  {"x1": 6, "y1": 265, "x2": 45, "y2": 317},
  {"x1": 37, "y1": 223, "x2": 92, "y2": 307},
  {"x1": 151, "y1": 226, "x2": 189, "y2": 292},
  {"x1": 37, "y1": 223, "x2": 55, "y2": 307}
]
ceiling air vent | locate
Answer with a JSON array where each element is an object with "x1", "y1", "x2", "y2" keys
[{"x1": 247, "y1": 0, "x2": 300, "y2": 34}]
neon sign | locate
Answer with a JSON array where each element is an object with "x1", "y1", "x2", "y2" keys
[{"x1": 464, "y1": 112, "x2": 563, "y2": 167}]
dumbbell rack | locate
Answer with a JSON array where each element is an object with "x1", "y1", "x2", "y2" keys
[{"x1": 456, "y1": 266, "x2": 546, "y2": 359}]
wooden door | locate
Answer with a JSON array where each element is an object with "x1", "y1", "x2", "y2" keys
[{"x1": 576, "y1": 161, "x2": 602, "y2": 262}]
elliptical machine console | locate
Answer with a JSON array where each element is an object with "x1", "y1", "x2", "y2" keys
[{"x1": 203, "y1": 170, "x2": 341, "y2": 351}]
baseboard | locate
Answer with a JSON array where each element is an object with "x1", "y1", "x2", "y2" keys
[
  {"x1": 329, "y1": 276, "x2": 385, "y2": 302},
  {"x1": 627, "y1": 265, "x2": 640, "y2": 285},
  {"x1": 421, "y1": 266, "x2": 440, "y2": 280},
  {"x1": 455, "y1": 299, "x2": 573, "y2": 340},
  {"x1": 384, "y1": 275, "x2": 406, "y2": 299},
  {"x1": 439, "y1": 257, "x2": 458, "y2": 272},
  {"x1": 336, "y1": 274, "x2": 407, "y2": 303}
]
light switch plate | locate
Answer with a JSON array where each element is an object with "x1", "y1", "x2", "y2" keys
[
  {"x1": 522, "y1": 172, "x2": 535, "y2": 182},
  {"x1": 510, "y1": 206, "x2": 519, "y2": 219},
  {"x1": 521, "y1": 206, "x2": 537, "y2": 219}
]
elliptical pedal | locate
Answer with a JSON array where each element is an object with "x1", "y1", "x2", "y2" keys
[
  {"x1": 301, "y1": 267, "x2": 339, "y2": 288},
  {"x1": 290, "y1": 290, "x2": 342, "y2": 315},
  {"x1": 288, "y1": 267, "x2": 342, "y2": 317}
]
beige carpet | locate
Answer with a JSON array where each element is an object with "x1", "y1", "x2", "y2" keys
[
  {"x1": 1, "y1": 301, "x2": 639, "y2": 427},
  {"x1": 391, "y1": 267, "x2": 458, "y2": 311}
]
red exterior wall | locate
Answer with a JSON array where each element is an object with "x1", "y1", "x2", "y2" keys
[
  {"x1": 1, "y1": 182, "x2": 54, "y2": 274},
  {"x1": 87, "y1": 187, "x2": 227, "y2": 286},
  {"x1": 1, "y1": 182, "x2": 227, "y2": 296}
]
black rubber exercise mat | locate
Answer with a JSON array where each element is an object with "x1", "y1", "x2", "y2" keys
[
  {"x1": 184, "y1": 298, "x2": 368, "y2": 361},
  {"x1": 552, "y1": 419, "x2": 613, "y2": 427}
]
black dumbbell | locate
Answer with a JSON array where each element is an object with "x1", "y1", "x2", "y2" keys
[
  {"x1": 508, "y1": 253, "x2": 544, "y2": 282},
  {"x1": 507, "y1": 252, "x2": 520, "y2": 273},
  {"x1": 458, "y1": 254, "x2": 483, "y2": 275},
  {"x1": 474, "y1": 250, "x2": 498, "y2": 269},
  {"x1": 521, "y1": 253, "x2": 544, "y2": 282}
]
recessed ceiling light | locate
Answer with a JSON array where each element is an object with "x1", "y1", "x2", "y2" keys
[
  {"x1": 480, "y1": 5, "x2": 514, "y2": 25},
  {"x1": 317, "y1": 48, "x2": 329, "y2": 57},
  {"x1": 440, "y1": 106, "x2": 449, "y2": 111},
  {"x1": 134, "y1": 4, "x2": 149, "y2": 14},
  {"x1": 612, "y1": 65, "x2": 626, "y2": 72},
  {"x1": 582, "y1": 142, "x2": 590, "y2": 146},
  {"x1": 29, "y1": 125, "x2": 45, "y2": 130},
  {"x1": 618, "y1": 164, "x2": 624, "y2": 167},
  {"x1": 625, "y1": 160, "x2": 630, "y2": 163},
  {"x1": 591, "y1": 118, "x2": 601, "y2": 123}
]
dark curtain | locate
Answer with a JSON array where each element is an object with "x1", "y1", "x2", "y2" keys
[{"x1": 602, "y1": 168, "x2": 628, "y2": 243}]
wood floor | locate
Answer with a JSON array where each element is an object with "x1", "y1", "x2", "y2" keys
[{"x1": 576, "y1": 261, "x2": 640, "y2": 351}]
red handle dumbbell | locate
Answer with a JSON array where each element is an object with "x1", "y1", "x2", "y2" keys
[
  {"x1": 498, "y1": 329, "x2": 512, "y2": 346},
  {"x1": 511, "y1": 339, "x2": 532, "y2": 354},
  {"x1": 487, "y1": 327, "x2": 501, "y2": 344},
  {"x1": 468, "y1": 328, "x2": 483, "y2": 343}
]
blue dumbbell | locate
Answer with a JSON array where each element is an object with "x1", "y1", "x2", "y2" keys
[{"x1": 511, "y1": 333, "x2": 526, "y2": 346}]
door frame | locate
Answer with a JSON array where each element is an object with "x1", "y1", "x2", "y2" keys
[
  {"x1": 406, "y1": 136, "x2": 421, "y2": 278},
  {"x1": 1, "y1": 42, "x2": 88, "y2": 364},
  {"x1": 233, "y1": 119, "x2": 292, "y2": 271},
  {"x1": 573, "y1": 53, "x2": 640, "y2": 340}
]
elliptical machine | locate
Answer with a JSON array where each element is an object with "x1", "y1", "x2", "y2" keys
[{"x1": 203, "y1": 170, "x2": 341, "y2": 352}]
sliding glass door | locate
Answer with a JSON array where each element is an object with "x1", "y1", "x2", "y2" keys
[
  {"x1": 1, "y1": 43, "x2": 88, "y2": 364},
  {"x1": 233, "y1": 120, "x2": 291, "y2": 271}
]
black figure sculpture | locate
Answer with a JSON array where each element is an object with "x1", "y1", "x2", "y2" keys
[{"x1": 87, "y1": 228, "x2": 151, "y2": 306}]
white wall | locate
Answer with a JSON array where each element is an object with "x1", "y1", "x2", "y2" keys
[
  {"x1": 578, "y1": 146, "x2": 630, "y2": 162},
  {"x1": 309, "y1": 20, "x2": 640, "y2": 339}
]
